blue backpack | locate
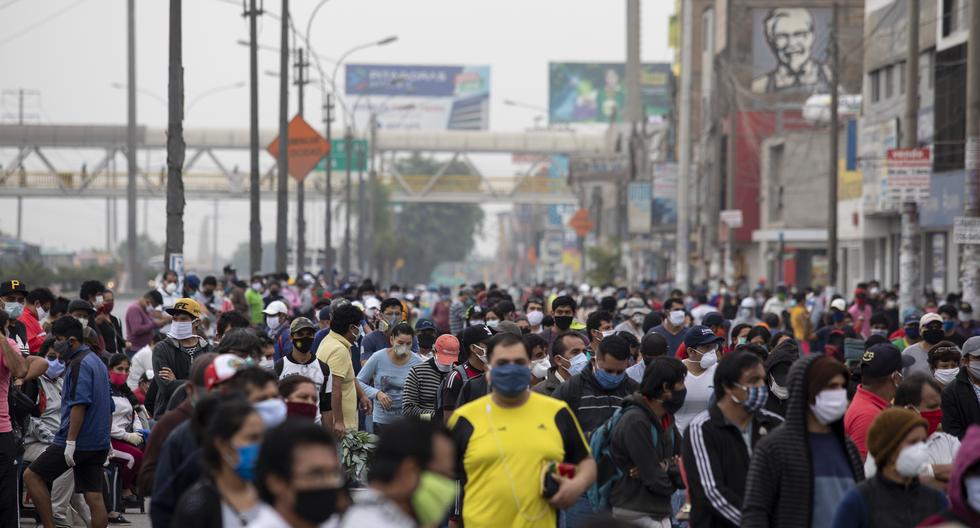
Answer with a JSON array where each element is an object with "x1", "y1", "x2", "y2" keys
[{"x1": 587, "y1": 406, "x2": 670, "y2": 512}]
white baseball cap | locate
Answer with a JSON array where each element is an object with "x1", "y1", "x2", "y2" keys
[
  {"x1": 262, "y1": 300, "x2": 289, "y2": 315},
  {"x1": 830, "y1": 298, "x2": 847, "y2": 312}
]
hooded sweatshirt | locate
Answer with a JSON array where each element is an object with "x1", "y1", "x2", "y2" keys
[
  {"x1": 919, "y1": 424, "x2": 980, "y2": 526},
  {"x1": 763, "y1": 340, "x2": 800, "y2": 418},
  {"x1": 742, "y1": 355, "x2": 865, "y2": 528}
]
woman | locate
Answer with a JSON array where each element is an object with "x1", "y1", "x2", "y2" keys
[
  {"x1": 279, "y1": 374, "x2": 319, "y2": 421},
  {"x1": 173, "y1": 396, "x2": 269, "y2": 527},
  {"x1": 356, "y1": 323, "x2": 421, "y2": 436},
  {"x1": 483, "y1": 307, "x2": 502, "y2": 330},
  {"x1": 730, "y1": 323, "x2": 752, "y2": 348},
  {"x1": 747, "y1": 325, "x2": 772, "y2": 349},
  {"x1": 108, "y1": 353, "x2": 149, "y2": 510}
]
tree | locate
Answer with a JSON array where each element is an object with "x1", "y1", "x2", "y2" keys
[
  {"x1": 587, "y1": 242, "x2": 622, "y2": 286},
  {"x1": 115, "y1": 234, "x2": 165, "y2": 288}
]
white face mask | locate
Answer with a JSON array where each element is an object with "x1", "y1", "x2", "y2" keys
[
  {"x1": 894, "y1": 441, "x2": 929, "y2": 477},
  {"x1": 669, "y1": 310, "x2": 685, "y2": 327},
  {"x1": 601, "y1": 329, "x2": 616, "y2": 339},
  {"x1": 251, "y1": 282, "x2": 263, "y2": 291},
  {"x1": 934, "y1": 367, "x2": 959, "y2": 385},
  {"x1": 699, "y1": 349, "x2": 718, "y2": 369},
  {"x1": 959, "y1": 311, "x2": 973, "y2": 322},
  {"x1": 965, "y1": 476, "x2": 980, "y2": 513},
  {"x1": 472, "y1": 345, "x2": 488, "y2": 365},
  {"x1": 165, "y1": 282, "x2": 177, "y2": 295},
  {"x1": 810, "y1": 388, "x2": 849, "y2": 425},
  {"x1": 434, "y1": 361, "x2": 452, "y2": 372},
  {"x1": 770, "y1": 375, "x2": 789, "y2": 400},
  {"x1": 266, "y1": 316, "x2": 282, "y2": 332},
  {"x1": 36, "y1": 305, "x2": 48, "y2": 322},
  {"x1": 531, "y1": 357, "x2": 551, "y2": 379},
  {"x1": 75, "y1": 316, "x2": 89, "y2": 327},
  {"x1": 168, "y1": 320, "x2": 195, "y2": 340},
  {"x1": 486, "y1": 320, "x2": 500, "y2": 329},
  {"x1": 527, "y1": 310, "x2": 544, "y2": 327},
  {"x1": 393, "y1": 344, "x2": 411, "y2": 358},
  {"x1": 259, "y1": 357, "x2": 275, "y2": 370},
  {"x1": 631, "y1": 313, "x2": 645, "y2": 325}
]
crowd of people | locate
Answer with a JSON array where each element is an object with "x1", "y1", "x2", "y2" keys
[{"x1": 1, "y1": 270, "x2": 980, "y2": 527}]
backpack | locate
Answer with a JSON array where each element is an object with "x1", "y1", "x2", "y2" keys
[
  {"x1": 435, "y1": 364, "x2": 470, "y2": 413},
  {"x1": 587, "y1": 406, "x2": 673, "y2": 512}
]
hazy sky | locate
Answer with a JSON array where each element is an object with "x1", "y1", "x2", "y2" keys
[{"x1": 0, "y1": 0, "x2": 673, "y2": 267}]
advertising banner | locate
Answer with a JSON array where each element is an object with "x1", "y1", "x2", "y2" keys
[
  {"x1": 345, "y1": 64, "x2": 490, "y2": 131},
  {"x1": 652, "y1": 162, "x2": 678, "y2": 226},
  {"x1": 886, "y1": 147, "x2": 931, "y2": 202},
  {"x1": 548, "y1": 62, "x2": 673, "y2": 124},
  {"x1": 627, "y1": 182, "x2": 652, "y2": 234},
  {"x1": 751, "y1": 8, "x2": 833, "y2": 94}
]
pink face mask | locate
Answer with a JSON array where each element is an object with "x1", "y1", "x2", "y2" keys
[{"x1": 110, "y1": 372, "x2": 128, "y2": 386}]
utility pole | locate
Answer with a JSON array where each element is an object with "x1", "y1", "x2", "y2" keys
[
  {"x1": 126, "y1": 0, "x2": 138, "y2": 291},
  {"x1": 357, "y1": 145, "x2": 366, "y2": 275},
  {"x1": 343, "y1": 127, "x2": 353, "y2": 280},
  {"x1": 828, "y1": 2, "x2": 840, "y2": 291},
  {"x1": 900, "y1": 0, "x2": 921, "y2": 314},
  {"x1": 366, "y1": 111, "x2": 377, "y2": 280},
  {"x1": 295, "y1": 47, "x2": 309, "y2": 276},
  {"x1": 323, "y1": 94, "x2": 334, "y2": 285},
  {"x1": 244, "y1": 0, "x2": 262, "y2": 275},
  {"x1": 675, "y1": 0, "x2": 693, "y2": 290},
  {"x1": 164, "y1": 0, "x2": 185, "y2": 270},
  {"x1": 962, "y1": 1, "x2": 980, "y2": 308},
  {"x1": 275, "y1": 0, "x2": 289, "y2": 274}
]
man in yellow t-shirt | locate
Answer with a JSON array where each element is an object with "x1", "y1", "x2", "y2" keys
[
  {"x1": 448, "y1": 332, "x2": 596, "y2": 528},
  {"x1": 316, "y1": 303, "x2": 371, "y2": 436}
]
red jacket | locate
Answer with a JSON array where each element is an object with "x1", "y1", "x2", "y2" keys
[{"x1": 18, "y1": 308, "x2": 45, "y2": 354}]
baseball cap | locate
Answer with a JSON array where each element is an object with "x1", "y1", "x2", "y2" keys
[
  {"x1": 0, "y1": 279, "x2": 27, "y2": 297},
  {"x1": 622, "y1": 298, "x2": 651, "y2": 316},
  {"x1": 684, "y1": 325, "x2": 724, "y2": 349},
  {"x1": 166, "y1": 298, "x2": 202, "y2": 319},
  {"x1": 67, "y1": 299, "x2": 96, "y2": 315},
  {"x1": 415, "y1": 319, "x2": 436, "y2": 332},
  {"x1": 262, "y1": 300, "x2": 289, "y2": 316},
  {"x1": 289, "y1": 317, "x2": 316, "y2": 334},
  {"x1": 184, "y1": 273, "x2": 201, "y2": 290},
  {"x1": 920, "y1": 313, "x2": 943, "y2": 328},
  {"x1": 204, "y1": 354, "x2": 248, "y2": 390},
  {"x1": 222, "y1": 264, "x2": 236, "y2": 275},
  {"x1": 903, "y1": 312, "x2": 923, "y2": 326},
  {"x1": 962, "y1": 336, "x2": 980, "y2": 357},
  {"x1": 460, "y1": 324, "x2": 494, "y2": 351},
  {"x1": 434, "y1": 334, "x2": 460, "y2": 366},
  {"x1": 317, "y1": 306, "x2": 331, "y2": 322},
  {"x1": 495, "y1": 321, "x2": 523, "y2": 337},
  {"x1": 860, "y1": 343, "x2": 914, "y2": 378},
  {"x1": 830, "y1": 298, "x2": 847, "y2": 312},
  {"x1": 702, "y1": 312, "x2": 727, "y2": 328},
  {"x1": 960, "y1": 302, "x2": 973, "y2": 314}
]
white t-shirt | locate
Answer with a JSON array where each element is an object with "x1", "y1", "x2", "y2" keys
[
  {"x1": 127, "y1": 345, "x2": 154, "y2": 389},
  {"x1": 674, "y1": 364, "x2": 717, "y2": 434}
]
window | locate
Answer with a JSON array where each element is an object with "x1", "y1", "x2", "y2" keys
[
  {"x1": 898, "y1": 61, "x2": 905, "y2": 95},
  {"x1": 884, "y1": 65, "x2": 894, "y2": 99},
  {"x1": 870, "y1": 70, "x2": 881, "y2": 103}
]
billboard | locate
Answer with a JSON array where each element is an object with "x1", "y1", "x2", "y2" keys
[
  {"x1": 652, "y1": 162, "x2": 678, "y2": 226},
  {"x1": 548, "y1": 62, "x2": 673, "y2": 124},
  {"x1": 345, "y1": 64, "x2": 490, "y2": 131},
  {"x1": 751, "y1": 8, "x2": 833, "y2": 94}
]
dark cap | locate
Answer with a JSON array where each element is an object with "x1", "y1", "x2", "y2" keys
[
  {"x1": 684, "y1": 325, "x2": 724, "y2": 349},
  {"x1": 67, "y1": 299, "x2": 95, "y2": 315},
  {"x1": 222, "y1": 264, "x2": 236, "y2": 274},
  {"x1": 317, "y1": 306, "x2": 332, "y2": 322},
  {"x1": 860, "y1": 343, "x2": 914, "y2": 378},
  {"x1": 0, "y1": 279, "x2": 27, "y2": 297},
  {"x1": 460, "y1": 324, "x2": 494, "y2": 351},
  {"x1": 960, "y1": 302, "x2": 973, "y2": 314},
  {"x1": 702, "y1": 312, "x2": 727, "y2": 328},
  {"x1": 415, "y1": 319, "x2": 436, "y2": 332}
]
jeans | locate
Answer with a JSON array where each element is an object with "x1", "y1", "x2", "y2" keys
[{"x1": 563, "y1": 494, "x2": 597, "y2": 527}]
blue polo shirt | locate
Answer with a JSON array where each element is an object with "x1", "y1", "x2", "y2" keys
[{"x1": 55, "y1": 345, "x2": 113, "y2": 451}]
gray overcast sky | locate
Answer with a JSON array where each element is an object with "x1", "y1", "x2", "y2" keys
[{"x1": 0, "y1": 0, "x2": 673, "y2": 266}]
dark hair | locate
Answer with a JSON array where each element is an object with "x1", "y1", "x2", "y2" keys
[
  {"x1": 937, "y1": 304, "x2": 958, "y2": 319},
  {"x1": 730, "y1": 323, "x2": 752, "y2": 342},
  {"x1": 331, "y1": 304, "x2": 363, "y2": 336},
  {"x1": 747, "y1": 325, "x2": 772, "y2": 345},
  {"x1": 199, "y1": 394, "x2": 258, "y2": 472},
  {"x1": 27, "y1": 287, "x2": 55, "y2": 306},
  {"x1": 586, "y1": 310, "x2": 613, "y2": 334},
  {"x1": 369, "y1": 418, "x2": 433, "y2": 483},
  {"x1": 768, "y1": 331, "x2": 792, "y2": 351},
  {"x1": 894, "y1": 372, "x2": 943, "y2": 407},
  {"x1": 389, "y1": 322, "x2": 415, "y2": 340},
  {"x1": 108, "y1": 352, "x2": 129, "y2": 370},
  {"x1": 79, "y1": 280, "x2": 106, "y2": 302},
  {"x1": 494, "y1": 300, "x2": 516, "y2": 318},
  {"x1": 486, "y1": 332, "x2": 529, "y2": 360},
  {"x1": 869, "y1": 311, "x2": 890, "y2": 328},
  {"x1": 927, "y1": 341, "x2": 962, "y2": 368},
  {"x1": 278, "y1": 374, "x2": 316, "y2": 399},
  {"x1": 256, "y1": 420, "x2": 337, "y2": 503},
  {"x1": 50, "y1": 296, "x2": 71, "y2": 318},
  {"x1": 224, "y1": 366, "x2": 278, "y2": 395},
  {"x1": 794, "y1": 292, "x2": 806, "y2": 303},
  {"x1": 664, "y1": 297, "x2": 685, "y2": 312},
  {"x1": 524, "y1": 297, "x2": 543, "y2": 311},
  {"x1": 216, "y1": 328, "x2": 264, "y2": 360},
  {"x1": 216, "y1": 311, "x2": 251, "y2": 338},
  {"x1": 713, "y1": 351, "x2": 763, "y2": 400},
  {"x1": 551, "y1": 295, "x2": 577, "y2": 312},
  {"x1": 380, "y1": 298, "x2": 403, "y2": 315},
  {"x1": 202, "y1": 276, "x2": 218, "y2": 287},
  {"x1": 734, "y1": 343, "x2": 769, "y2": 361},
  {"x1": 108, "y1": 353, "x2": 139, "y2": 406},
  {"x1": 642, "y1": 311, "x2": 663, "y2": 334},
  {"x1": 145, "y1": 290, "x2": 163, "y2": 306},
  {"x1": 615, "y1": 331, "x2": 639, "y2": 349},
  {"x1": 639, "y1": 357, "x2": 687, "y2": 399},
  {"x1": 640, "y1": 332, "x2": 668, "y2": 358},
  {"x1": 761, "y1": 313, "x2": 781, "y2": 329},
  {"x1": 523, "y1": 333, "x2": 548, "y2": 354},
  {"x1": 51, "y1": 316, "x2": 83, "y2": 342},
  {"x1": 550, "y1": 331, "x2": 586, "y2": 359},
  {"x1": 598, "y1": 334, "x2": 631, "y2": 361},
  {"x1": 599, "y1": 296, "x2": 618, "y2": 313}
]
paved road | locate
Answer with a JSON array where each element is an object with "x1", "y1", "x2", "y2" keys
[{"x1": 20, "y1": 503, "x2": 152, "y2": 527}]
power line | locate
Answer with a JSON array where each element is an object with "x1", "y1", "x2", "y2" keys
[
  {"x1": 0, "y1": 0, "x2": 24, "y2": 11},
  {"x1": 0, "y1": 0, "x2": 91, "y2": 47}
]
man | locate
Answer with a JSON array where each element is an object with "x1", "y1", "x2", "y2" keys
[
  {"x1": 403, "y1": 334, "x2": 459, "y2": 421},
  {"x1": 264, "y1": 300, "x2": 292, "y2": 361},
  {"x1": 158, "y1": 270, "x2": 180, "y2": 310},
  {"x1": 762, "y1": 286, "x2": 787, "y2": 316},
  {"x1": 533, "y1": 331, "x2": 588, "y2": 396},
  {"x1": 311, "y1": 305, "x2": 332, "y2": 352},
  {"x1": 357, "y1": 323, "x2": 422, "y2": 435},
  {"x1": 789, "y1": 291, "x2": 814, "y2": 348},
  {"x1": 684, "y1": 351, "x2": 784, "y2": 527},
  {"x1": 816, "y1": 298, "x2": 859, "y2": 353},
  {"x1": 20, "y1": 286, "x2": 54, "y2": 354},
  {"x1": 751, "y1": 7, "x2": 832, "y2": 93},
  {"x1": 441, "y1": 324, "x2": 493, "y2": 422},
  {"x1": 941, "y1": 336, "x2": 980, "y2": 439},
  {"x1": 67, "y1": 299, "x2": 105, "y2": 356},
  {"x1": 690, "y1": 293, "x2": 718, "y2": 326},
  {"x1": 415, "y1": 318, "x2": 437, "y2": 360},
  {"x1": 524, "y1": 297, "x2": 545, "y2": 332},
  {"x1": 213, "y1": 310, "x2": 250, "y2": 347},
  {"x1": 869, "y1": 312, "x2": 891, "y2": 338},
  {"x1": 449, "y1": 332, "x2": 597, "y2": 528},
  {"x1": 550, "y1": 295, "x2": 585, "y2": 336},
  {"x1": 626, "y1": 332, "x2": 668, "y2": 383},
  {"x1": 742, "y1": 356, "x2": 864, "y2": 527},
  {"x1": 650, "y1": 297, "x2": 688, "y2": 357},
  {"x1": 844, "y1": 342, "x2": 913, "y2": 460},
  {"x1": 254, "y1": 420, "x2": 349, "y2": 528},
  {"x1": 675, "y1": 312, "x2": 730, "y2": 360},
  {"x1": 956, "y1": 302, "x2": 979, "y2": 340},
  {"x1": 584, "y1": 309, "x2": 614, "y2": 358},
  {"x1": 227, "y1": 278, "x2": 250, "y2": 318},
  {"x1": 1, "y1": 279, "x2": 30, "y2": 354},
  {"x1": 904, "y1": 313, "x2": 947, "y2": 376},
  {"x1": 316, "y1": 303, "x2": 371, "y2": 437},
  {"x1": 274, "y1": 317, "x2": 332, "y2": 424},
  {"x1": 151, "y1": 297, "x2": 212, "y2": 418},
  {"x1": 938, "y1": 304, "x2": 967, "y2": 347},
  {"x1": 892, "y1": 313, "x2": 923, "y2": 352},
  {"x1": 264, "y1": 278, "x2": 285, "y2": 306},
  {"x1": 246, "y1": 275, "x2": 265, "y2": 325},
  {"x1": 126, "y1": 290, "x2": 165, "y2": 355},
  {"x1": 24, "y1": 317, "x2": 111, "y2": 528}
]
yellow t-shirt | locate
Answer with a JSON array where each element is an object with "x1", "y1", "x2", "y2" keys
[
  {"x1": 448, "y1": 392, "x2": 590, "y2": 528},
  {"x1": 315, "y1": 331, "x2": 357, "y2": 430}
]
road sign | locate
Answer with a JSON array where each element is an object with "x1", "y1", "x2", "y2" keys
[
  {"x1": 314, "y1": 139, "x2": 369, "y2": 172},
  {"x1": 886, "y1": 147, "x2": 931, "y2": 202},
  {"x1": 569, "y1": 208, "x2": 595, "y2": 237},
  {"x1": 267, "y1": 115, "x2": 332, "y2": 182},
  {"x1": 954, "y1": 217, "x2": 980, "y2": 244},
  {"x1": 720, "y1": 209, "x2": 743, "y2": 228}
]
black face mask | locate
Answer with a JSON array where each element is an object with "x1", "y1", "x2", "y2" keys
[
  {"x1": 663, "y1": 388, "x2": 687, "y2": 415},
  {"x1": 293, "y1": 338, "x2": 312, "y2": 354},
  {"x1": 923, "y1": 328, "x2": 945, "y2": 345},
  {"x1": 554, "y1": 316, "x2": 573, "y2": 331},
  {"x1": 418, "y1": 334, "x2": 437, "y2": 349},
  {"x1": 294, "y1": 486, "x2": 339, "y2": 524}
]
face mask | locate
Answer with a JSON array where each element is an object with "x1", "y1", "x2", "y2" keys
[
  {"x1": 102, "y1": 301, "x2": 114, "y2": 313},
  {"x1": 959, "y1": 311, "x2": 973, "y2": 322},
  {"x1": 110, "y1": 371, "x2": 128, "y2": 386},
  {"x1": 251, "y1": 282, "x2": 263, "y2": 291},
  {"x1": 393, "y1": 344, "x2": 411, "y2": 358},
  {"x1": 885, "y1": 299, "x2": 897, "y2": 310},
  {"x1": 411, "y1": 471, "x2": 456, "y2": 526},
  {"x1": 3, "y1": 302, "x2": 23, "y2": 318},
  {"x1": 434, "y1": 361, "x2": 452, "y2": 373},
  {"x1": 489, "y1": 363, "x2": 531, "y2": 397},
  {"x1": 527, "y1": 310, "x2": 544, "y2": 326},
  {"x1": 554, "y1": 315, "x2": 573, "y2": 331},
  {"x1": 294, "y1": 486, "x2": 339, "y2": 525},
  {"x1": 769, "y1": 375, "x2": 789, "y2": 400},
  {"x1": 942, "y1": 320, "x2": 956, "y2": 333},
  {"x1": 810, "y1": 388, "x2": 849, "y2": 425},
  {"x1": 259, "y1": 357, "x2": 274, "y2": 369},
  {"x1": 934, "y1": 367, "x2": 959, "y2": 385},
  {"x1": 568, "y1": 352, "x2": 589, "y2": 375},
  {"x1": 871, "y1": 329, "x2": 888, "y2": 337},
  {"x1": 486, "y1": 320, "x2": 500, "y2": 329},
  {"x1": 663, "y1": 388, "x2": 687, "y2": 414},
  {"x1": 737, "y1": 337, "x2": 748, "y2": 346},
  {"x1": 594, "y1": 368, "x2": 626, "y2": 390},
  {"x1": 668, "y1": 310, "x2": 685, "y2": 327},
  {"x1": 531, "y1": 357, "x2": 551, "y2": 379},
  {"x1": 906, "y1": 326, "x2": 921, "y2": 340},
  {"x1": 600, "y1": 329, "x2": 616, "y2": 339},
  {"x1": 36, "y1": 305, "x2": 48, "y2": 322},
  {"x1": 293, "y1": 338, "x2": 312, "y2": 354},
  {"x1": 165, "y1": 282, "x2": 177, "y2": 295},
  {"x1": 350, "y1": 324, "x2": 362, "y2": 341},
  {"x1": 75, "y1": 316, "x2": 89, "y2": 328},
  {"x1": 472, "y1": 345, "x2": 488, "y2": 365},
  {"x1": 232, "y1": 442, "x2": 260, "y2": 481},
  {"x1": 969, "y1": 360, "x2": 980, "y2": 380},
  {"x1": 699, "y1": 350, "x2": 718, "y2": 369},
  {"x1": 832, "y1": 311, "x2": 845, "y2": 324},
  {"x1": 254, "y1": 398, "x2": 287, "y2": 428},
  {"x1": 965, "y1": 476, "x2": 980, "y2": 513},
  {"x1": 631, "y1": 314, "x2": 645, "y2": 325},
  {"x1": 418, "y1": 334, "x2": 436, "y2": 349},
  {"x1": 923, "y1": 328, "x2": 945, "y2": 344},
  {"x1": 286, "y1": 401, "x2": 318, "y2": 421},
  {"x1": 919, "y1": 408, "x2": 943, "y2": 435},
  {"x1": 895, "y1": 441, "x2": 929, "y2": 477},
  {"x1": 733, "y1": 384, "x2": 769, "y2": 412},
  {"x1": 45, "y1": 358, "x2": 65, "y2": 378},
  {"x1": 385, "y1": 314, "x2": 401, "y2": 328},
  {"x1": 266, "y1": 316, "x2": 282, "y2": 332},
  {"x1": 168, "y1": 321, "x2": 195, "y2": 340}
]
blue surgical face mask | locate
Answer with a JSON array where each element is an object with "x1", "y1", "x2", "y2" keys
[
  {"x1": 233, "y1": 442, "x2": 260, "y2": 481},
  {"x1": 45, "y1": 358, "x2": 65, "y2": 378},
  {"x1": 905, "y1": 326, "x2": 921, "y2": 340},
  {"x1": 832, "y1": 311, "x2": 845, "y2": 323},
  {"x1": 489, "y1": 363, "x2": 531, "y2": 397},
  {"x1": 568, "y1": 352, "x2": 589, "y2": 375},
  {"x1": 594, "y1": 367, "x2": 626, "y2": 390},
  {"x1": 943, "y1": 320, "x2": 956, "y2": 333}
]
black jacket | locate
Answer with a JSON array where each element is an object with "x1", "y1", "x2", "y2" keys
[
  {"x1": 151, "y1": 336, "x2": 210, "y2": 419},
  {"x1": 532, "y1": 369, "x2": 563, "y2": 396},
  {"x1": 741, "y1": 355, "x2": 865, "y2": 528},
  {"x1": 940, "y1": 367, "x2": 980, "y2": 439},
  {"x1": 834, "y1": 473, "x2": 948, "y2": 528},
  {"x1": 455, "y1": 373, "x2": 489, "y2": 408},
  {"x1": 609, "y1": 394, "x2": 683, "y2": 517},
  {"x1": 552, "y1": 366, "x2": 638, "y2": 436},
  {"x1": 762, "y1": 341, "x2": 798, "y2": 419},
  {"x1": 682, "y1": 404, "x2": 784, "y2": 527},
  {"x1": 171, "y1": 476, "x2": 222, "y2": 528}
]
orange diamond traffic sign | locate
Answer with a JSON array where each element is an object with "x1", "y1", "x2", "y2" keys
[
  {"x1": 569, "y1": 208, "x2": 595, "y2": 237},
  {"x1": 267, "y1": 114, "x2": 332, "y2": 182}
]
